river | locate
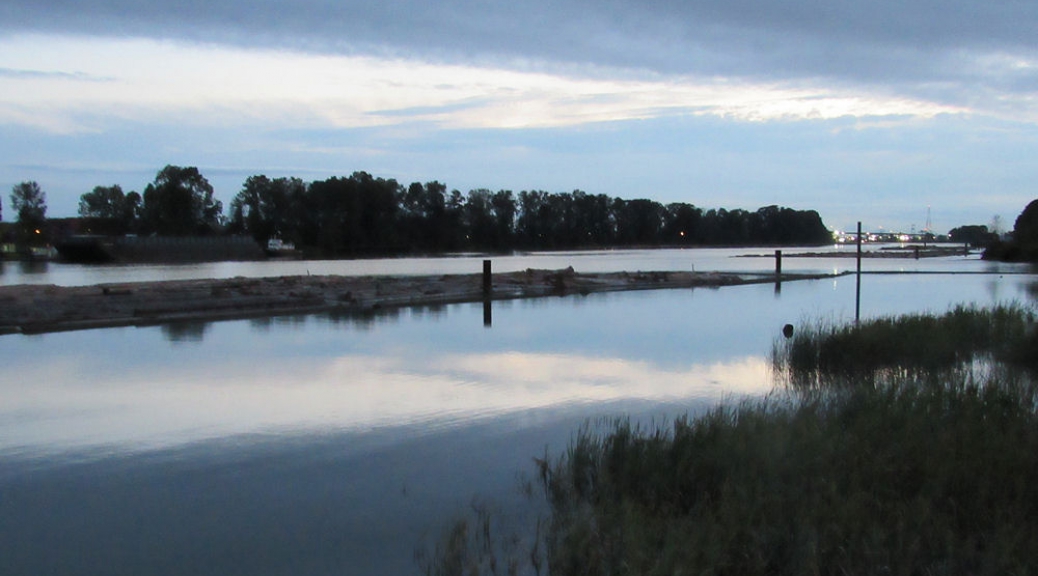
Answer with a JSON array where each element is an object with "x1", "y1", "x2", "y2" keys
[
  {"x1": 0, "y1": 244, "x2": 1022, "y2": 287},
  {"x1": 0, "y1": 248, "x2": 1034, "y2": 575}
]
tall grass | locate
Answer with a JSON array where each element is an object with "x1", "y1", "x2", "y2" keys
[
  {"x1": 773, "y1": 303, "x2": 1037, "y2": 387},
  {"x1": 537, "y1": 378, "x2": 1038, "y2": 575},
  {"x1": 422, "y1": 304, "x2": 1038, "y2": 575}
]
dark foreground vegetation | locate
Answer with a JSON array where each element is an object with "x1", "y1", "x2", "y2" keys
[
  {"x1": 984, "y1": 197, "x2": 1038, "y2": 262},
  {"x1": 422, "y1": 305, "x2": 1038, "y2": 576}
]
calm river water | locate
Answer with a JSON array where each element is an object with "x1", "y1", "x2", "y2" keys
[{"x1": 1, "y1": 248, "x2": 1035, "y2": 575}]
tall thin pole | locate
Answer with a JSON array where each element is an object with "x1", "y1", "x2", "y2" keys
[{"x1": 855, "y1": 221, "x2": 862, "y2": 325}]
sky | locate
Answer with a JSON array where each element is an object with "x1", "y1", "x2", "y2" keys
[{"x1": 2, "y1": 0, "x2": 1038, "y2": 234}]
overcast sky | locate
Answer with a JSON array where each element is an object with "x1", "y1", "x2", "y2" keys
[{"x1": 2, "y1": 0, "x2": 1038, "y2": 233}]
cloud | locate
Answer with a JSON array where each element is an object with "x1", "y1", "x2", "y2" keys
[
  {"x1": 0, "y1": 67, "x2": 112, "y2": 81},
  {"x1": 4, "y1": 0, "x2": 1038, "y2": 124},
  {"x1": 4, "y1": 0, "x2": 1038, "y2": 105},
  {"x1": 2, "y1": 0, "x2": 1038, "y2": 229},
  {"x1": 0, "y1": 34, "x2": 964, "y2": 138}
]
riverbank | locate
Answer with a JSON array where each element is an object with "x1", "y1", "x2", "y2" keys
[{"x1": 0, "y1": 268, "x2": 836, "y2": 335}]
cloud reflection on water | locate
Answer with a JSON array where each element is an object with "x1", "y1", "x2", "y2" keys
[{"x1": 0, "y1": 348, "x2": 769, "y2": 454}]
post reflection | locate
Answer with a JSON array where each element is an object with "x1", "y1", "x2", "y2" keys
[{"x1": 160, "y1": 321, "x2": 210, "y2": 343}]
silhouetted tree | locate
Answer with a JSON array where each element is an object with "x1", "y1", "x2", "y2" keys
[
  {"x1": 229, "y1": 175, "x2": 305, "y2": 244},
  {"x1": 490, "y1": 190, "x2": 516, "y2": 249},
  {"x1": 983, "y1": 199, "x2": 1038, "y2": 262},
  {"x1": 572, "y1": 191, "x2": 614, "y2": 246},
  {"x1": 401, "y1": 181, "x2": 452, "y2": 252},
  {"x1": 10, "y1": 181, "x2": 47, "y2": 243},
  {"x1": 142, "y1": 166, "x2": 222, "y2": 236},
  {"x1": 948, "y1": 225, "x2": 997, "y2": 247},
  {"x1": 304, "y1": 172, "x2": 403, "y2": 255},
  {"x1": 748, "y1": 205, "x2": 831, "y2": 245},
  {"x1": 83, "y1": 165, "x2": 836, "y2": 253},
  {"x1": 516, "y1": 190, "x2": 549, "y2": 248},
  {"x1": 664, "y1": 203, "x2": 702, "y2": 244},
  {"x1": 78, "y1": 184, "x2": 140, "y2": 234},
  {"x1": 1012, "y1": 199, "x2": 1038, "y2": 248},
  {"x1": 124, "y1": 191, "x2": 142, "y2": 228},
  {"x1": 464, "y1": 189, "x2": 496, "y2": 249},
  {"x1": 79, "y1": 185, "x2": 127, "y2": 220}
]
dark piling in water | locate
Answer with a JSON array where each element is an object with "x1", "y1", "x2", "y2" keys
[{"x1": 482, "y1": 259, "x2": 492, "y2": 296}]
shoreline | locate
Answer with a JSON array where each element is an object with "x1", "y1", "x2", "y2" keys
[
  {"x1": 0, "y1": 268, "x2": 837, "y2": 336},
  {"x1": 739, "y1": 245, "x2": 974, "y2": 259}
]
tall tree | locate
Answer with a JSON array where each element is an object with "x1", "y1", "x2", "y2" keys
[
  {"x1": 78, "y1": 185, "x2": 128, "y2": 219},
  {"x1": 10, "y1": 181, "x2": 47, "y2": 242},
  {"x1": 983, "y1": 198, "x2": 1038, "y2": 262},
  {"x1": 229, "y1": 175, "x2": 304, "y2": 243},
  {"x1": 1012, "y1": 199, "x2": 1038, "y2": 248},
  {"x1": 123, "y1": 191, "x2": 143, "y2": 227},
  {"x1": 141, "y1": 166, "x2": 222, "y2": 235},
  {"x1": 78, "y1": 184, "x2": 140, "y2": 235},
  {"x1": 664, "y1": 203, "x2": 702, "y2": 244},
  {"x1": 490, "y1": 190, "x2": 516, "y2": 249},
  {"x1": 464, "y1": 189, "x2": 495, "y2": 248}
]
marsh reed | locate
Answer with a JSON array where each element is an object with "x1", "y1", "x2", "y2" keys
[{"x1": 423, "y1": 304, "x2": 1038, "y2": 575}]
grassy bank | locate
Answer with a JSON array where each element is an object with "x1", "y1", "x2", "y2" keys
[{"x1": 422, "y1": 305, "x2": 1038, "y2": 576}]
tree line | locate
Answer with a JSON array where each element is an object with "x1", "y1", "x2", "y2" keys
[
  {"x1": 11, "y1": 165, "x2": 835, "y2": 254},
  {"x1": 221, "y1": 169, "x2": 835, "y2": 253}
]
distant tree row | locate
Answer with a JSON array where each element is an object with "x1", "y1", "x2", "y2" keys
[
  {"x1": 70, "y1": 165, "x2": 835, "y2": 253},
  {"x1": 77, "y1": 165, "x2": 221, "y2": 236},
  {"x1": 223, "y1": 172, "x2": 834, "y2": 254},
  {"x1": 948, "y1": 225, "x2": 999, "y2": 247}
]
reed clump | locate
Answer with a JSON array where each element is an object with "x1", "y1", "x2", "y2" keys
[
  {"x1": 773, "y1": 303, "x2": 1037, "y2": 387},
  {"x1": 424, "y1": 304, "x2": 1038, "y2": 575},
  {"x1": 537, "y1": 378, "x2": 1038, "y2": 575}
]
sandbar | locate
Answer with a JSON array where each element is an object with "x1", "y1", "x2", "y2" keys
[{"x1": 0, "y1": 268, "x2": 836, "y2": 335}]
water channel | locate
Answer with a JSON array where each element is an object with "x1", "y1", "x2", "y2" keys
[{"x1": 1, "y1": 248, "x2": 1035, "y2": 575}]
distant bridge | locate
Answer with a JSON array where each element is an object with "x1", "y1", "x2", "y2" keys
[{"x1": 834, "y1": 231, "x2": 939, "y2": 244}]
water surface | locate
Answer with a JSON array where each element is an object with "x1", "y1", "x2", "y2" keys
[
  {"x1": 1, "y1": 245, "x2": 1025, "y2": 286},
  {"x1": 1, "y1": 257, "x2": 1035, "y2": 575}
]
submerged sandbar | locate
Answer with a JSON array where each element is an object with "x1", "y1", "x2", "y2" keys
[{"x1": 0, "y1": 268, "x2": 836, "y2": 335}]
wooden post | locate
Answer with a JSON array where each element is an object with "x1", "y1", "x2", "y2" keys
[
  {"x1": 482, "y1": 259, "x2": 493, "y2": 327},
  {"x1": 855, "y1": 222, "x2": 862, "y2": 325}
]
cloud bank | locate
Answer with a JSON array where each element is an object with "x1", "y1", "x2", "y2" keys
[{"x1": 2, "y1": 0, "x2": 1037, "y2": 230}]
